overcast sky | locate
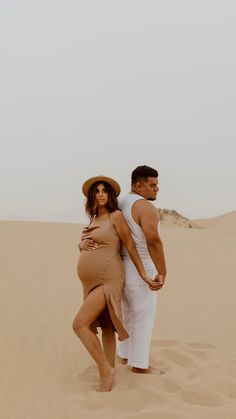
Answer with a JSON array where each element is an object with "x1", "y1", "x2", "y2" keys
[{"x1": 0, "y1": 0, "x2": 235, "y2": 223}]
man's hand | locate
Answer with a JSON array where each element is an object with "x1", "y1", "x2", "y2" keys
[{"x1": 79, "y1": 239, "x2": 97, "y2": 251}]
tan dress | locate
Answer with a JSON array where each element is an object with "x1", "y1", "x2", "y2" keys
[{"x1": 77, "y1": 213, "x2": 129, "y2": 341}]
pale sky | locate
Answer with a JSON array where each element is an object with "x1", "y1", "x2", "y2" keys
[{"x1": 1, "y1": 0, "x2": 236, "y2": 223}]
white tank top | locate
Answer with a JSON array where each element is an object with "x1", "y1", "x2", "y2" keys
[{"x1": 120, "y1": 193, "x2": 158, "y2": 262}]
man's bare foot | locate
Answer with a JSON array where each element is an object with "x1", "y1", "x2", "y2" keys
[
  {"x1": 97, "y1": 366, "x2": 115, "y2": 392},
  {"x1": 132, "y1": 365, "x2": 165, "y2": 375},
  {"x1": 121, "y1": 358, "x2": 128, "y2": 365}
]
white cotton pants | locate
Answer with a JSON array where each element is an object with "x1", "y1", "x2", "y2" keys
[{"x1": 117, "y1": 259, "x2": 157, "y2": 369}]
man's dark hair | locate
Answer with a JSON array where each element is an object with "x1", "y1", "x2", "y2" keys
[{"x1": 131, "y1": 165, "x2": 158, "y2": 184}]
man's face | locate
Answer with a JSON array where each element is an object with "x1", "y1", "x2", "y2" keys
[{"x1": 136, "y1": 177, "x2": 159, "y2": 201}]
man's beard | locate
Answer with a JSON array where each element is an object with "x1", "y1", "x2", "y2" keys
[{"x1": 147, "y1": 197, "x2": 156, "y2": 201}]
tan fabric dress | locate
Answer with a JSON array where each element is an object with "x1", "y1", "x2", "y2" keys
[{"x1": 77, "y1": 213, "x2": 129, "y2": 341}]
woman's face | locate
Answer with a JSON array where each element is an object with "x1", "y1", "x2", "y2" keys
[{"x1": 94, "y1": 183, "x2": 109, "y2": 207}]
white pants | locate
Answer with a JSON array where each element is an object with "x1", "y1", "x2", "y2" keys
[{"x1": 117, "y1": 259, "x2": 157, "y2": 369}]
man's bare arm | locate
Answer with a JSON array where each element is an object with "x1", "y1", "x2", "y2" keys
[
  {"x1": 137, "y1": 201, "x2": 167, "y2": 278},
  {"x1": 110, "y1": 210, "x2": 157, "y2": 289}
]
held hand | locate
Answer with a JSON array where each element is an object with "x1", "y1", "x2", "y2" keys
[
  {"x1": 142, "y1": 275, "x2": 160, "y2": 291},
  {"x1": 79, "y1": 239, "x2": 97, "y2": 251},
  {"x1": 153, "y1": 273, "x2": 166, "y2": 289},
  {"x1": 149, "y1": 279, "x2": 163, "y2": 291}
]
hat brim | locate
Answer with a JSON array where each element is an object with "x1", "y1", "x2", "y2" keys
[{"x1": 82, "y1": 176, "x2": 121, "y2": 197}]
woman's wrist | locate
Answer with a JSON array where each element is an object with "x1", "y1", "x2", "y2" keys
[{"x1": 141, "y1": 273, "x2": 150, "y2": 283}]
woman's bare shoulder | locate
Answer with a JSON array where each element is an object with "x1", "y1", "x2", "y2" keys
[{"x1": 110, "y1": 209, "x2": 123, "y2": 223}]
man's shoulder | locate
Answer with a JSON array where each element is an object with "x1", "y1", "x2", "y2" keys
[
  {"x1": 133, "y1": 198, "x2": 155, "y2": 210},
  {"x1": 134, "y1": 200, "x2": 159, "y2": 219},
  {"x1": 119, "y1": 193, "x2": 143, "y2": 208}
]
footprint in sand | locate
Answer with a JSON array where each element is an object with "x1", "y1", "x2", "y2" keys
[
  {"x1": 150, "y1": 340, "x2": 236, "y2": 409},
  {"x1": 183, "y1": 343, "x2": 214, "y2": 361},
  {"x1": 186, "y1": 342, "x2": 215, "y2": 350},
  {"x1": 180, "y1": 389, "x2": 227, "y2": 407},
  {"x1": 156, "y1": 376, "x2": 181, "y2": 393},
  {"x1": 182, "y1": 343, "x2": 215, "y2": 362},
  {"x1": 180, "y1": 342, "x2": 216, "y2": 370},
  {"x1": 159, "y1": 347, "x2": 202, "y2": 379},
  {"x1": 186, "y1": 349, "x2": 211, "y2": 361},
  {"x1": 77, "y1": 365, "x2": 98, "y2": 384},
  {"x1": 160, "y1": 348, "x2": 195, "y2": 368},
  {"x1": 153, "y1": 341, "x2": 219, "y2": 379},
  {"x1": 152, "y1": 339, "x2": 179, "y2": 348},
  {"x1": 215, "y1": 379, "x2": 236, "y2": 400}
]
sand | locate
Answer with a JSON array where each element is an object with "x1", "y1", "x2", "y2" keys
[{"x1": 0, "y1": 212, "x2": 236, "y2": 419}]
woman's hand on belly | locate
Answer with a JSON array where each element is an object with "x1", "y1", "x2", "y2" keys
[{"x1": 79, "y1": 238, "x2": 98, "y2": 251}]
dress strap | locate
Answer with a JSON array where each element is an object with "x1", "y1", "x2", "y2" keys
[{"x1": 107, "y1": 212, "x2": 117, "y2": 232}]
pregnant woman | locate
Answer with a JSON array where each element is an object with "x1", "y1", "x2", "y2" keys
[{"x1": 72, "y1": 175, "x2": 156, "y2": 392}]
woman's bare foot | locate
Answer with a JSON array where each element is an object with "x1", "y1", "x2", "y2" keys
[
  {"x1": 98, "y1": 366, "x2": 115, "y2": 392},
  {"x1": 132, "y1": 365, "x2": 165, "y2": 374}
]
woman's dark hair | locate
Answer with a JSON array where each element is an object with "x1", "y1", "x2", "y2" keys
[
  {"x1": 85, "y1": 181, "x2": 119, "y2": 219},
  {"x1": 131, "y1": 165, "x2": 158, "y2": 184}
]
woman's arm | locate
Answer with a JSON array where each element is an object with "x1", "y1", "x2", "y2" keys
[{"x1": 110, "y1": 211, "x2": 157, "y2": 288}]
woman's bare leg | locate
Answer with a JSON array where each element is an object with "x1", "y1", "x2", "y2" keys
[
  {"x1": 72, "y1": 286, "x2": 115, "y2": 391},
  {"x1": 102, "y1": 325, "x2": 116, "y2": 367}
]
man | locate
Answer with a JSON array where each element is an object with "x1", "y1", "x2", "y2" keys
[{"x1": 117, "y1": 165, "x2": 166, "y2": 373}]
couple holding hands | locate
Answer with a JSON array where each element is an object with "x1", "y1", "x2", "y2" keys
[{"x1": 72, "y1": 165, "x2": 167, "y2": 392}]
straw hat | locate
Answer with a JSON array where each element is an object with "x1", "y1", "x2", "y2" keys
[{"x1": 82, "y1": 175, "x2": 121, "y2": 197}]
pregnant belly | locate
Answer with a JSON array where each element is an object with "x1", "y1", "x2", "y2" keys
[{"x1": 77, "y1": 248, "x2": 111, "y2": 281}]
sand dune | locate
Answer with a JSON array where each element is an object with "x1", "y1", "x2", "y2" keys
[
  {"x1": 194, "y1": 210, "x2": 236, "y2": 233},
  {"x1": 0, "y1": 215, "x2": 236, "y2": 419},
  {"x1": 159, "y1": 209, "x2": 200, "y2": 229}
]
